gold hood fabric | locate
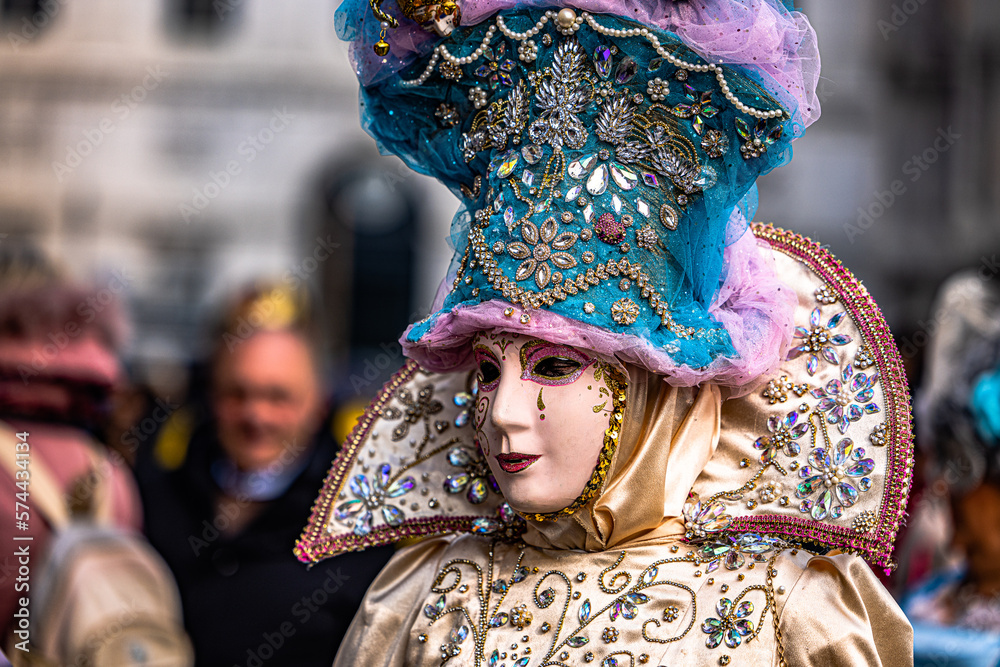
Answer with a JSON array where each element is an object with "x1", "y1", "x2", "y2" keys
[{"x1": 522, "y1": 374, "x2": 718, "y2": 552}]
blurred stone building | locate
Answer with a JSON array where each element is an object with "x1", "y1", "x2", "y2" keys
[
  {"x1": 757, "y1": 0, "x2": 1000, "y2": 368},
  {"x1": 0, "y1": 0, "x2": 455, "y2": 395}
]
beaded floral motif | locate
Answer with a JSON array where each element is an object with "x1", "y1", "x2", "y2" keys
[
  {"x1": 869, "y1": 422, "x2": 887, "y2": 447},
  {"x1": 736, "y1": 117, "x2": 783, "y2": 159},
  {"x1": 610, "y1": 297, "x2": 640, "y2": 325},
  {"x1": 682, "y1": 492, "x2": 733, "y2": 541},
  {"x1": 794, "y1": 437, "x2": 875, "y2": 521},
  {"x1": 506, "y1": 216, "x2": 578, "y2": 288},
  {"x1": 334, "y1": 464, "x2": 417, "y2": 536},
  {"x1": 753, "y1": 410, "x2": 808, "y2": 464},
  {"x1": 756, "y1": 481, "x2": 783, "y2": 505},
  {"x1": 471, "y1": 502, "x2": 527, "y2": 542},
  {"x1": 670, "y1": 84, "x2": 719, "y2": 135},
  {"x1": 701, "y1": 129, "x2": 729, "y2": 159},
  {"x1": 810, "y1": 365, "x2": 880, "y2": 435},
  {"x1": 854, "y1": 344, "x2": 876, "y2": 370},
  {"x1": 436, "y1": 103, "x2": 461, "y2": 127},
  {"x1": 699, "y1": 533, "x2": 787, "y2": 572},
  {"x1": 382, "y1": 384, "x2": 445, "y2": 441},
  {"x1": 787, "y1": 306, "x2": 853, "y2": 376},
  {"x1": 440, "y1": 625, "x2": 469, "y2": 663},
  {"x1": 702, "y1": 597, "x2": 754, "y2": 649},
  {"x1": 635, "y1": 225, "x2": 659, "y2": 251},
  {"x1": 444, "y1": 445, "x2": 499, "y2": 504},
  {"x1": 814, "y1": 285, "x2": 837, "y2": 305},
  {"x1": 761, "y1": 374, "x2": 810, "y2": 405},
  {"x1": 475, "y1": 42, "x2": 517, "y2": 89}
]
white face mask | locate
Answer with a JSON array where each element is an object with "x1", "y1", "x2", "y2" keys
[{"x1": 472, "y1": 331, "x2": 615, "y2": 514}]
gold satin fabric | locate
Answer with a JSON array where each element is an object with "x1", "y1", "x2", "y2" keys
[
  {"x1": 522, "y1": 369, "x2": 720, "y2": 552},
  {"x1": 336, "y1": 537, "x2": 913, "y2": 666}
]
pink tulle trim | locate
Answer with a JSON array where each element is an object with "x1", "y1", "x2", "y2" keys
[{"x1": 402, "y1": 225, "x2": 796, "y2": 394}]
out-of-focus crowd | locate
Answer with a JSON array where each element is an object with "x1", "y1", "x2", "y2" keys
[
  {"x1": 2, "y1": 239, "x2": 1000, "y2": 666},
  {"x1": 0, "y1": 243, "x2": 391, "y2": 666}
]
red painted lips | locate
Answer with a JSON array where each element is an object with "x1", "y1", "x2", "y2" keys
[{"x1": 495, "y1": 453, "x2": 541, "y2": 473}]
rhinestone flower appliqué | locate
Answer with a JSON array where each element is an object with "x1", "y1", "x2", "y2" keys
[
  {"x1": 334, "y1": 464, "x2": 416, "y2": 536},
  {"x1": 810, "y1": 364, "x2": 880, "y2": 435},
  {"x1": 787, "y1": 307, "x2": 853, "y2": 376},
  {"x1": 753, "y1": 409, "x2": 809, "y2": 464},
  {"x1": 794, "y1": 437, "x2": 875, "y2": 521}
]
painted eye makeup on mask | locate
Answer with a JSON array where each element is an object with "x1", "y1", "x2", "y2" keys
[
  {"x1": 474, "y1": 345, "x2": 501, "y2": 392},
  {"x1": 519, "y1": 340, "x2": 595, "y2": 386}
]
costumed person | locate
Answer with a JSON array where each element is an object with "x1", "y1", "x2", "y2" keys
[
  {"x1": 297, "y1": 1, "x2": 916, "y2": 664},
  {"x1": 903, "y1": 271, "x2": 1000, "y2": 666},
  {"x1": 136, "y1": 282, "x2": 393, "y2": 666}
]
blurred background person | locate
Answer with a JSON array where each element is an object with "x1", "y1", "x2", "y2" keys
[
  {"x1": 0, "y1": 243, "x2": 192, "y2": 664},
  {"x1": 136, "y1": 281, "x2": 393, "y2": 667},
  {"x1": 0, "y1": 244, "x2": 141, "y2": 625},
  {"x1": 902, "y1": 270, "x2": 1000, "y2": 666}
]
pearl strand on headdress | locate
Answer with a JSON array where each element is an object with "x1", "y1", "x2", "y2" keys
[{"x1": 400, "y1": 10, "x2": 786, "y2": 120}]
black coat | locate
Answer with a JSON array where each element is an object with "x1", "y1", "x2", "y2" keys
[{"x1": 137, "y1": 415, "x2": 393, "y2": 667}]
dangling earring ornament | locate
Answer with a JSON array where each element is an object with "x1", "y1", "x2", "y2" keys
[
  {"x1": 370, "y1": 0, "x2": 463, "y2": 54},
  {"x1": 368, "y1": 0, "x2": 398, "y2": 55},
  {"x1": 374, "y1": 24, "x2": 391, "y2": 56}
]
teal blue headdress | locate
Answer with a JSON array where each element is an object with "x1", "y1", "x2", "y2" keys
[{"x1": 342, "y1": 2, "x2": 819, "y2": 385}]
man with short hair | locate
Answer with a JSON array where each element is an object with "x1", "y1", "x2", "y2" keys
[{"x1": 137, "y1": 283, "x2": 392, "y2": 666}]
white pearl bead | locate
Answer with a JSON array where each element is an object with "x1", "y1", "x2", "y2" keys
[{"x1": 556, "y1": 8, "x2": 576, "y2": 28}]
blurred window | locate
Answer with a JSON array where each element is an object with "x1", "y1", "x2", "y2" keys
[
  {"x1": 168, "y1": 0, "x2": 242, "y2": 42},
  {"x1": 1, "y1": 0, "x2": 53, "y2": 36}
]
